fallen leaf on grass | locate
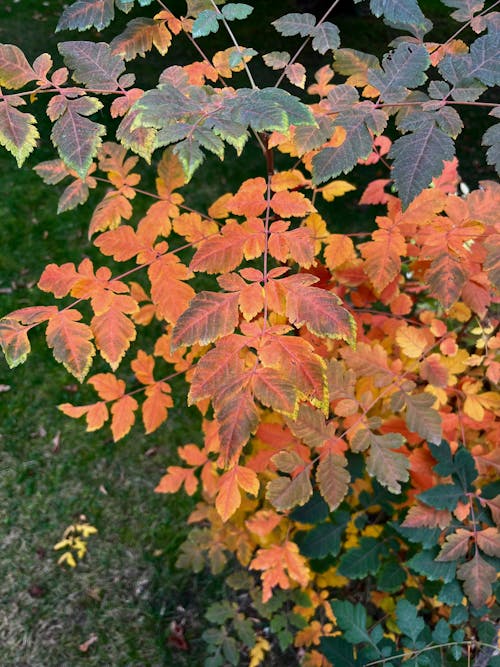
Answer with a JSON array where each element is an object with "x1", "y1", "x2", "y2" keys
[{"x1": 79, "y1": 634, "x2": 98, "y2": 652}]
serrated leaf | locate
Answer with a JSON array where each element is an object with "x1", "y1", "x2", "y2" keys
[
  {"x1": 171, "y1": 291, "x2": 239, "y2": 351},
  {"x1": 221, "y1": 3, "x2": 253, "y2": 20},
  {"x1": 369, "y1": 0, "x2": 431, "y2": 35},
  {"x1": 467, "y1": 33, "x2": 500, "y2": 86},
  {"x1": 263, "y1": 51, "x2": 290, "y2": 70},
  {"x1": 192, "y1": 9, "x2": 220, "y2": 38},
  {"x1": 57, "y1": 0, "x2": 115, "y2": 32},
  {"x1": 286, "y1": 286, "x2": 357, "y2": 344},
  {"x1": 476, "y1": 527, "x2": 500, "y2": 557},
  {"x1": 390, "y1": 121, "x2": 455, "y2": 207},
  {"x1": 331, "y1": 600, "x2": 377, "y2": 647},
  {"x1": 0, "y1": 318, "x2": 31, "y2": 368},
  {"x1": 436, "y1": 528, "x2": 473, "y2": 561},
  {"x1": 272, "y1": 13, "x2": 316, "y2": 37},
  {"x1": 110, "y1": 18, "x2": 172, "y2": 60},
  {"x1": 51, "y1": 98, "x2": 105, "y2": 179},
  {"x1": 266, "y1": 469, "x2": 313, "y2": 512},
  {"x1": 482, "y1": 123, "x2": 500, "y2": 176},
  {"x1": 368, "y1": 42, "x2": 430, "y2": 103},
  {"x1": 311, "y1": 22, "x2": 340, "y2": 55},
  {"x1": 366, "y1": 431, "x2": 409, "y2": 493},
  {"x1": 45, "y1": 309, "x2": 95, "y2": 381},
  {"x1": 457, "y1": 551, "x2": 497, "y2": 608},
  {"x1": 396, "y1": 600, "x2": 425, "y2": 645},
  {"x1": 408, "y1": 548, "x2": 457, "y2": 582},
  {"x1": 316, "y1": 453, "x2": 350, "y2": 511},
  {"x1": 58, "y1": 41, "x2": 125, "y2": 91},
  {"x1": 441, "y1": 0, "x2": 484, "y2": 22},
  {"x1": 0, "y1": 100, "x2": 39, "y2": 167},
  {"x1": 91, "y1": 307, "x2": 136, "y2": 370},
  {"x1": 0, "y1": 44, "x2": 36, "y2": 89},
  {"x1": 319, "y1": 637, "x2": 362, "y2": 667},
  {"x1": 403, "y1": 392, "x2": 442, "y2": 444},
  {"x1": 217, "y1": 390, "x2": 259, "y2": 465},
  {"x1": 418, "y1": 483, "x2": 465, "y2": 510},
  {"x1": 300, "y1": 520, "x2": 346, "y2": 558},
  {"x1": 252, "y1": 366, "x2": 298, "y2": 417},
  {"x1": 338, "y1": 537, "x2": 384, "y2": 578}
]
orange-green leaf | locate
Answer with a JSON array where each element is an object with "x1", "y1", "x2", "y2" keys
[
  {"x1": 0, "y1": 318, "x2": 31, "y2": 368},
  {"x1": 316, "y1": 453, "x2": 350, "y2": 511},
  {"x1": 45, "y1": 309, "x2": 95, "y2": 381},
  {"x1": 286, "y1": 286, "x2": 356, "y2": 344},
  {"x1": 266, "y1": 468, "x2": 312, "y2": 511},
  {"x1": 110, "y1": 17, "x2": 172, "y2": 60},
  {"x1": 426, "y1": 253, "x2": 467, "y2": 310},
  {"x1": 110, "y1": 394, "x2": 138, "y2": 441},
  {"x1": 252, "y1": 366, "x2": 298, "y2": 417},
  {"x1": 0, "y1": 99, "x2": 39, "y2": 167},
  {"x1": 436, "y1": 529, "x2": 473, "y2": 561},
  {"x1": 457, "y1": 551, "x2": 497, "y2": 608},
  {"x1": 0, "y1": 44, "x2": 36, "y2": 89},
  {"x1": 403, "y1": 392, "x2": 442, "y2": 445},
  {"x1": 365, "y1": 431, "x2": 409, "y2": 493},
  {"x1": 217, "y1": 390, "x2": 259, "y2": 465},
  {"x1": 171, "y1": 291, "x2": 240, "y2": 351}
]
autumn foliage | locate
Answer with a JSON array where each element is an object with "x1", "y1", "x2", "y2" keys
[{"x1": 0, "y1": 0, "x2": 499, "y2": 664}]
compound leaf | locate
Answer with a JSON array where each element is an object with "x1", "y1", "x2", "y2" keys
[{"x1": 171, "y1": 291, "x2": 239, "y2": 351}]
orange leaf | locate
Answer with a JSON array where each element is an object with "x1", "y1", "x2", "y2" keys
[
  {"x1": 217, "y1": 389, "x2": 259, "y2": 465},
  {"x1": 143, "y1": 382, "x2": 173, "y2": 433},
  {"x1": 245, "y1": 510, "x2": 282, "y2": 537},
  {"x1": 173, "y1": 211, "x2": 219, "y2": 243},
  {"x1": 45, "y1": 309, "x2": 95, "y2": 381},
  {"x1": 252, "y1": 366, "x2": 298, "y2": 417},
  {"x1": 131, "y1": 349, "x2": 155, "y2": 384},
  {"x1": 88, "y1": 192, "x2": 133, "y2": 237},
  {"x1": 155, "y1": 466, "x2": 198, "y2": 495},
  {"x1": 38, "y1": 262, "x2": 80, "y2": 297},
  {"x1": 270, "y1": 190, "x2": 314, "y2": 218},
  {"x1": 91, "y1": 306, "x2": 136, "y2": 370},
  {"x1": 190, "y1": 221, "x2": 247, "y2": 274},
  {"x1": 324, "y1": 234, "x2": 356, "y2": 269},
  {"x1": 216, "y1": 465, "x2": 259, "y2": 522},
  {"x1": 0, "y1": 318, "x2": 32, "y2": 368},
  {"x1": 148, "y1": 253, "x2": 195, "y2": 323},
  {"x1": 110, "y1": 394, "x2": 138, "y2": 441},
  {"x1": 59, "y1": 400, "x2": 109, "y2": 431},
  {"x1": 359, "y1": 224, "x2": 406, "y2": 293},
  {"x1": 227, "y1": 177, "x2": 267, "y2": 217},
  {"x1": 250, "y1": 541, "x2": 310, "y2": 602},
  {"x1": 88, "y1": 373, "x2": 125, "y2": 401}
]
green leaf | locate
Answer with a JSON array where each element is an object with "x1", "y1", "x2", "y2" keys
[
  {"x1": 173, "y1": 139, "x2": 205, "y2": 181},
  {"x1": 319, "y1": 636, "x2": 363, "y2": 666},
  {"x1": 313, "y1": 87, "x2": 387, "y2": 183},
  {"x1": 417, "y1": 483, "x2": 464, "y2": 510},
  {"x1": 311, "y1": 22, "x2": 340, "y2": 54},
  {"x1": 0, "y1": 44, "x2": 36, "y2": 89},
  {"x1": 192, "y1": 10, "x2": 220, "y2": 38},
  {"x1": 403, "y1": 392, "x2": 442, "y2": 445},
  {"x1": 221, "y1": 3, "x2": 253, "y2": 20},
  {"x1": 468, "y1": 33, "x2": 500, "y2": 86},
  {"x1": 57, "y1": 0, "x2": 115, "y2": 32},
  {"x1": 408, "y1": 548, "x2": 457, "y2": 583},
  {"x1": 272, "y1": 13, "x2": 316, "y2": 37},
  {"x1": 331, "y1": 600, "x2": 376, "y2": 646},
  {"x1": 378, "y1": 560, "x2": 406, "y2": 592},
  {"x1": 368, "y1": 43, "x2": 430, "y2": 103},
  {"x1": 51, "y1": 97, "x2": 105, "y2": 178},
  {"x1": 438, "y1": 580, "x2": 464, "y2": 605},
  {"x1": 228, "y1": 47, "x2": 257, "y2": 68},
  {"x1": 390, "y1": 120, "x2": 455, "y2": 207},
  {"x1": 0, "y1": 99, "x2": 39, "y2": 167},
  {"x1": 299, "y1": 521, "x2": 346, "y2": 559},
  {"x1": 396, "y1": 600, "x2": 425, "y2": 646},
  {"x1": 205, "y1": 601, "x2": 235, "y2": 623},
  {"x1": 290, "y1": 491, "x2": 329, "y2": 523},
  {"x1": 294, "y1": 116, "x2": 333, "y2": 153},
  {"x1": 438, "y1": 54, "x2": 486, "y2": 101},
  {"x1": 263, "y1": 51, "x2": 290, "y2": 69},
  {"x1": 58, "y1": 41, "x2": 126, "y2": 91},
  {"x1": 451, "y1": 447, "x2": 478, "y2": 490},
  {"x1": 369, "y1": 0, "x2": 431, "y2": 36},
  {"x1": 338, "y1": 537, "x2": 385, "y2": 578},
  {"x1": 432, "y1": 618, "x2": 450, "y2": 644},
  {"x1": 483, "y1": 123, "x2": 500, "y2": 176}
]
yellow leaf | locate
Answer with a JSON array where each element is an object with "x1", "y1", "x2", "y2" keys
[
  {"x1": 320, "y1": 180, "x2": 356, "y2": 202},
  {"x1": 447, "y1": 301, "x2": 471, "y2": 322},
  {"x1": 304, "y1": 213, "x2": 328, "y2": 253},
  {"x1": 58, "y1": 551, "x2": 77, "y2": 567},
  {"x1": 396, "y1": 324, "x2": 432, "y2": 358},
  {"x1": 249, "y1": 637, "x2": 271, "y2": 667}
]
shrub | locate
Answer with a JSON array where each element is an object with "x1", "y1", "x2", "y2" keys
[{"x1": 0, "y1": 0, "x2": 499, "y2": 664}]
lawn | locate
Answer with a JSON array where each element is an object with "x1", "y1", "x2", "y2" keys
[{"x1": 0, "y1": 1, "x2": 496, "y2": 666}]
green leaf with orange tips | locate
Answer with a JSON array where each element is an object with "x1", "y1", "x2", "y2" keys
[
  {"x1": 215, "y1": 465, "x2": 259, "y2": 522},
  {"x1": 0, "y1": 100, "x2": 39, "y2": 167},
  {"x1": 171, "y1": 290, "x2": 240, "y2": 351},
  {"x1": 457, "y1": 551, "x2": 497, "y2": 608},
  {"x1": 286, "y1": 286, "x2": 357, "y2": 345},
  {"x1": 316, "y1": 453, "x2": 350, "y2": 511},
  {"x1": 45, "y1": 309, "x2": 95, "y2": 381},
  {"x1": 0, "y1": 318, "x2": 31, "y2": 368}
]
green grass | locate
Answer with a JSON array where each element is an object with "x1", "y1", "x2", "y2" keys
[{"x1": 0, "y1": 2, "x2": 497, "y2": 665}]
